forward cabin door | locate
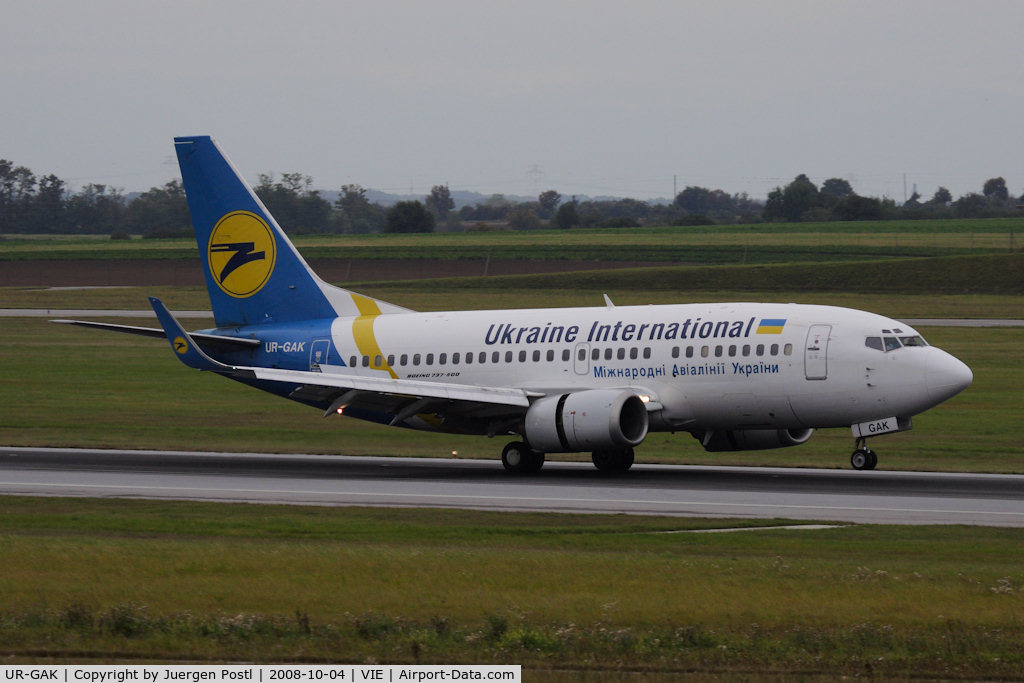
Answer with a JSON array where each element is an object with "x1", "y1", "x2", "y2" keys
[
  {"x1": 804, "y1": 325, "x2": 831, "y2": 380},
  {"x1": 574, "y1": 343, "x2": 590, "y2": 375}
]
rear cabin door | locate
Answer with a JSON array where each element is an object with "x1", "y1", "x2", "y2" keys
[{"x1": 804, "y1": 325, "x2": 831, "y2": 380}]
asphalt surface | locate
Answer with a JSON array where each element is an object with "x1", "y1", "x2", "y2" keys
[{"x1": 2, "y1": 447, "x2": 1022, "y2": 526}]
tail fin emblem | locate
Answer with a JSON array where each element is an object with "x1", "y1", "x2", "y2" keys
[{"x1": 207, "y1": 211, "x2": 277, "y2": 298}]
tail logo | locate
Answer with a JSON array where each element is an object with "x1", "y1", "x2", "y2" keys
[{"x1": 207, "y1": 211, "x2": 277, "y2": 298}]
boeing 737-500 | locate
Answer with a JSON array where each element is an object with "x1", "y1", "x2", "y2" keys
[{"x1": 55, "y1": 136, "x2": 973, "y2": 472}]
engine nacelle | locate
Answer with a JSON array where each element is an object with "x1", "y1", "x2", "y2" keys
[
  {"x1": 697, "y1": 428, "x2": 814, "y2": 452},
  {"x1": 524, "y1": 389, "x2": 649, "y2": 453}
]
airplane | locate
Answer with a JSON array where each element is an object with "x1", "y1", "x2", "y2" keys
[{"x1": 55, "y1": 136, "x2": 973, "y2": 473}]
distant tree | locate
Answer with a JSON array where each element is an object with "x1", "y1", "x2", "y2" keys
[
  {"x1": 126, "y1": 180, "x2": 189, "y2": 236},
  {"x1": 65, "y1": 183, "x2": 126, "y2": 234},
  {"x1": 983, "y1": 177, "x2": 1009, "y2": 202},
  {"x1": 31, "y1": 174, "x2": 68, "y2": 233},
  {"x1": 763, "y1": 174, "x2": 820, "y2": 222},
  {"x1": 820, "y1": 178, "x2": 854, "y2": 198},
  {"x1": 426, "y1": 184, "x2": 454, "y2": 219},
  {"x1": 334, "y1": 184, "x2": 384, "y2": 233},
  {"x1": 255, "y1": 172, "x2": 331, "y2": 233},
  {"x1": 952, "y1": 193, "x2": 989, "y2": 218},
  {"x1": 927, "y1": 187, "x2": 953, "y2": 206},
  {"x1": 506, "y1": 204, "x2": 541, "y2": 229},
  {"x1": 537, "y1": 190, "x2": 561, "y2": 218},
  {"x1": 554, "y1": 197, "x2": 579, "y2": 229},
  {"x1": 831, "y1": 194, "x2": 885, "y2": 221},
  {"x1": 384, "y1": 200, "x2": 435, "y2": 233}
]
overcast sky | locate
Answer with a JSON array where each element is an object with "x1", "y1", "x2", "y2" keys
[{"x1": 3, "y1": 1, "x2": 1023, "y2": 202}]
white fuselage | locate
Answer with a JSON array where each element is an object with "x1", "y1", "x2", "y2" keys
[{"x1": 313, "y1": 301, "x2": 971, "y2": 433}]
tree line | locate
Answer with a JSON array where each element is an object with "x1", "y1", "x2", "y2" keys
[{"x1": 1, "y1": 157, "x2": 1021, "y2": 237}]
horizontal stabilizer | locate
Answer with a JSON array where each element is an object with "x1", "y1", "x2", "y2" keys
[
  {"x1": 149, "y1": 297, "x2": 241, "y2": 373},
  {"x1": 50, "y1": 319, "x2": 260, "y2": 349}
]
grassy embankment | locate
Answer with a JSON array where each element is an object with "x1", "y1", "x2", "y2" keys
[{"x1": 0, "y1": 497, "x2": 1022, "y2": 679}]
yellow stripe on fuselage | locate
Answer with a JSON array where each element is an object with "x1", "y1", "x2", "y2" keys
[{"x1": 351, "y1": 293, "x2": 398, "y2": 378}]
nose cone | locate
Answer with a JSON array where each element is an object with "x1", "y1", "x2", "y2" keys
[{"x1": 926, "y1": 349, "x2": 973, "y2": 405}]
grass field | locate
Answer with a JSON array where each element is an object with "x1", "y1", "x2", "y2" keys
[
  {"x1": 3, "y1": 217, "x2": 1023, "y2": 263},
  {"x1": 1, "y1": 498, "x2": 1022, "y2": 678}
]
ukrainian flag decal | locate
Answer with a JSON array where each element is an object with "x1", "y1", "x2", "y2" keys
[{"x1": 756, "y1": 318, "x2": 786, "y2": 334}]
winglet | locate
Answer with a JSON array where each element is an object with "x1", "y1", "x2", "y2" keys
[{"x1": 149, "y1": 297, "x2": 233, "y2": 372}]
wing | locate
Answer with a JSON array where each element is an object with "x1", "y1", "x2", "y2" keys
[{"x1": 147, "y1": 297, "x2": 533, "y2": 432}]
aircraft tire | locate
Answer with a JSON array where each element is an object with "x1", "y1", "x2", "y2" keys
[
  {"x1": 502, "y1": 441, "x2": 544, "y2": 474},
  {"x1": 851, "y1": 448, "x2": 871, "y2": 470},
  {"x1": 592, "y1": 448, "x2": 634, "y2": 472},
  {"x1": 865, "y1": 449, "x2": 878, "y2": 470}
]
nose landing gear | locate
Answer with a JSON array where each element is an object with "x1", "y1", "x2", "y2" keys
[{"x1": 850, "y1": 437, "x2": 878, "y2": 470}]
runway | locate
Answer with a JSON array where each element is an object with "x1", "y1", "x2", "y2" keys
[{"x1": 2, "y1": 447, "x2": 1022, "y2": 526}]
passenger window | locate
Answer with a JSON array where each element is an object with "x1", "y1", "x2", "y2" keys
[
  {"x1": 413, "y1": 354, "x2": 421, "y2": 366},
  {"x1": 533, "y1": 350, "x2": 541, "y2": 362},
  {"x1": 464, "y1": 352, "x2": 471, "y2": 364},
  {"x1": 400, "y1": 354, "x2": 408, "y2": 366},
  {"x1": 617, "y1": 347, "x2": 626, "y2": 360},
  {"x1": 671, "y1": 346, "x2": 679, "y2": 358},
  {"x1": 480, "y1": 352, "x2": 487, "y2": 363},
  {"x1": 518, "y1": 350, "x2": 527, "y2": 362},
  {"x1": 643, "y1": 347, "x2": 651, "y2": 359},
  {"x1": 387, "y1": 354, "x2": 395, "y2": 366},
  {"x1": 728, "y1": 345, "x2": 736, "y2": 357},
  {"x1": 884, "y1": 337, "x2": 901, "y2": 351},
  {"x1": 629, "y1": 347, "x2": 638, "y2": 359},
  {"x1": 439, "y1": 353, "x2": 447, "y2": 365},
  {"x1": 701, "y1": 346, "x2": 709, "y2": 358},
  {"x1": 452, "y1": 352, "x2": 460, "y2": 364},
  {"x1": 562, "y1": 349, "x2": 570, "y2": 361},
  {"x1": 756, "y1": 344, "x2": 764, "y2": 357},
  {"x1": 591, "y1": 348, "x2": 600, "y2": 360},
  {"x1": 349, "y1": 355, "x2": 357, "y2": 367},
  {"x1": 426, "y1": 353, "x2": 434, "y2": 365},
  {"x1": 504, "y1": 351, "x2": 513, "y2": 363},
  {"x1": 362, "y1": 355, "x2": 370, "y2": 367},
  {"x1": 770, "y1": 344, "x2": 779, "y2": 355},
  {"x1": 714, "y1": 345, "x2": 723, "y2": 358},
  {"x1": 579, "y1": 348, "x2": 587, "y2": 361},
  {"x1": 546, "y1": 350, "x2": 554, "y2": 362},
  {"x1": 686, "y1": 346, "x2": 694, "y2": 358},
  {"x1": 373, "y1": 354, "x2": 382, "y2": 368},
  {"x1": 783, "y1": 343, "x2": 792, "y2": 356},
  {"x1": 742, "y1": 345, "x2": 750, "y2": 356},
  {"x1": 492, "y1": 352, "x2": 499, "y2": 363}
]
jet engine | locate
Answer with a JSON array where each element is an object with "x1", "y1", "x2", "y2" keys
[
  {"x1": 697, "y1": 428, "x2": 814, "y2": 452},
  {"x1": 524, "y1": 389, "x2": 648, "y2": 453}
]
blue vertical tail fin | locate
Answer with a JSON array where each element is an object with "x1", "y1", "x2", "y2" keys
[{"x1": 174, "y1": 136, "x2": 409, "y2": 328}]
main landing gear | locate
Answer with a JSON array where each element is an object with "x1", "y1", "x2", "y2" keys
[
  {"x1": 592, "y1": 448, "x2": 635, "y2": 472},
  {"x1": 501, "y1": 441, "x2": 545, "y2": 474},
  {"x1": 850, "y1": 437, "x2": 878, "y2": 471},
  {"x1": 500, "y1": 442, "x2": 636, "y2": 473}
]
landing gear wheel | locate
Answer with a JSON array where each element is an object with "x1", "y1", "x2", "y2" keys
[
  {"x1": 592, "y1": 448, "x2": 635, "y2": 472},
  {"x1": 501, "y1": 441, "x2": 545, "y2": 474},
  {"x1": 851, "y1": 448, "x2": 877, "y2": 471},
  {"x1": 850, "y1": 437, "x2": 878, "y2": 471}
]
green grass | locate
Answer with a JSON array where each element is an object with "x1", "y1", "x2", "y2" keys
[{"x1": 0, "y1": 498, "x2": 1022, "y2": 677}]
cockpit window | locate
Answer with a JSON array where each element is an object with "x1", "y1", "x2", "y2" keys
[
  {"x1": 867, "y1": 332, "x2": 928, "y2": 352},
  {"x1": 900, "y1": 335, "x2": 927, "y2": 347}
]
